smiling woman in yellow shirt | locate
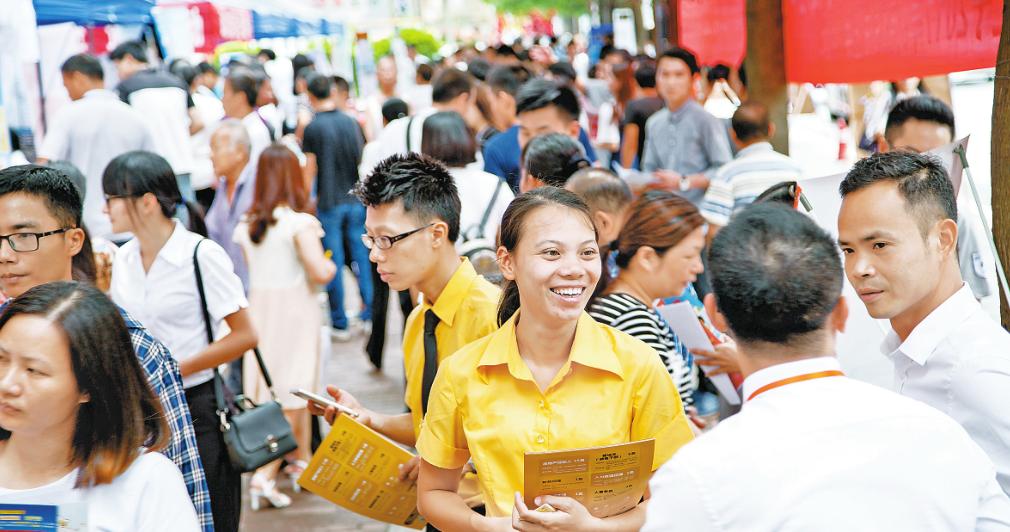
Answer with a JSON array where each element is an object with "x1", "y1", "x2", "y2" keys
[{"x1": 416, "y1": 187, "x2": 694, "y2": 531}]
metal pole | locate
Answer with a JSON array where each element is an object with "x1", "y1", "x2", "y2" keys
[{"x1": 954, "y1": 145, "x2": 1010, "y2": 304}]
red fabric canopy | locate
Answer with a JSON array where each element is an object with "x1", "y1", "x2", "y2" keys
[{"x1": 675, "y1": 0, "x2": 1002, "y2": 84}]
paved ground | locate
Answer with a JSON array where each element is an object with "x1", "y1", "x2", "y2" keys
[{"x1": 239, "y1": 288, "x2": 411, "y2": 531}]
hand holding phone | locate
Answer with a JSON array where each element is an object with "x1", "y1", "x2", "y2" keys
[{"x1": 291, "y1": 388, "x2": 360, "y2": 419}]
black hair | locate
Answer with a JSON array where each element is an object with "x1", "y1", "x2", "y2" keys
[
  {"x1": 305, "y1": 72, "x2": 332, "y2": 100},
  {"x1": 109, "y1": 41, "x2": 148, "y2": 64},
  {"x1": 45, "y1": 160, "x2": 86, "y2": 203},
  {"x1": 331, "y1": 75, "x2": 350, "y2": 94},
  {"x1": 432, "y1": 68, "x2": 474, "y2": 104},
  {"x1": 496, "y1": 187, "x2": 595, "y2": 326},
  {"x1": 0, "y1": 164, "x2": 82, "y2": 228},
  {"x1": 175, "y1": 64, "x2": 199, "y2": 89},
  {"x1": 291, "y1": 54, "x2": 312, "y2": 77},
  {"x1": 0, "y1": 282, "x2": 168, "y2": 486},
  {"x1": 495, "y1": 44, "x2": 520, "y2": 60},
  {"x1": 467, "y1": 58, "x2": 491, "y2": 81},
  {"x1": 547, "y1": 62, "x2": 578, "y2": 83},
  {"x1": 257, "y1": 48, "x2": 277, "y2": 61},
  {"x1": 352, "y1": 153, "x2": 461, "y2": 243},
  {"x1": 196, "y1": 61, "x2": 218, "y2": 76},
  {"x1": 421, "y1": 111, "x2": 476, "y2": 168},
  {"x1": 523, "y1": 133, "x2": 589, "y2": 187},
  {"x1": 515, "y1": 78, "x2": 580, "y2": 121},
  {"x1": 416, "y1": 63, "x2": 435, "y2": 83},
  {"x1": 60, "y1": 54, "x2": 104, "y2": 81},
  {"x1": 708, "y1": 204, "x2": 843, "y2": 344},
  {"x1": 839, "y1": 151, "x2": 956, "y2": 236},
  {"x1": 707, "y1": 64, "x2": 731, "y2": 83},
  {"x1": 486, "y1": 65, "x2": 530, "y2": 97},
  {"x1": 225, "y1": 68, "x2": 259, "y2": 108},
  {"x1": 381, "y1": 98, "x2": 409, "y2": 123},
  {"x1": 102, "y1": 151, "x2": 207, "y2": 237},
  {"x1": 659, "y1": 47, "x2": 700, "y2": 75},
  {"x1": 634, "y1": 61, "x2": 656, "y2": 89},
  {"x1": 732, "y1": 101, "x2": 771, "y2": 142},
  {"x1": 884, "y1": 95, "x2": 955, "y2": 144}
]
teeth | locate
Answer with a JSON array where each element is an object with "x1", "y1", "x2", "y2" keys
[{"x1": 552, "y1": 288, "x2": 583, "y2": 296}]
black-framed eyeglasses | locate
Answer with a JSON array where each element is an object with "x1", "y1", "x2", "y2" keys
[
  {"x1": 360, "y1": 224, "x2": 433, "y2": 250},
  {"x1": 0, "y1": 228, "x2": 71, "y2": 253}
]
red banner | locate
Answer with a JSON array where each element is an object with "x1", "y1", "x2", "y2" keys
[
  {"x1": 677, "y1": 0, "x2": 746, "y2": 68},
  {"x1": 675, "y1": 0, "x2": 1002, "y2": 83}
]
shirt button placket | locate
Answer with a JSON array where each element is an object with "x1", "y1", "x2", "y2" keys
[{"x1": 534, "y1": 398, "x2": 550, "y2": 448}]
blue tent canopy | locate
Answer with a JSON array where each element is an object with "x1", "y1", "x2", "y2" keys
[{"x1": 33, "y1": 0, "x2": 156, "y2": 26}]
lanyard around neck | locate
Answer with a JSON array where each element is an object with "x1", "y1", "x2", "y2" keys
[{"x1": 746, "y1": 370, "x2": 844, "y2": 402}]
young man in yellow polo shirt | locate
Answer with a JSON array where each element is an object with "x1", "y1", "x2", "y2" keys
[{"x1": 312, "y1": 152, "x2": 501, "y2": 485}]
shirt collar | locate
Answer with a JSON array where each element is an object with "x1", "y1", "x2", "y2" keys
[
  {"x1": 423, "y1": 258, "x2": 478, "y2": 327},
  {"x1": 741, "y1": 356, "x2": 842, "y2": 403},
  {"x1": 880, "y1": 283, "x2": 977, "y2": 365},
  {"x1": 735, "y1": 141, "x2": 774, "y2": 158},
  {"x1": 666, "y1": 99, "x2": 700, "y2": 122},
  {"x1": 153, "y1": 221, "x2": 193, "y2": 267},
  {"x1": 82, "y1": 88, "x2": 116, "y2": 100},
  {"x1": 477, "y1": 312, "x2": 625, "y2": 383}
]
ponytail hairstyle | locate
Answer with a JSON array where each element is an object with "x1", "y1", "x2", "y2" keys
[
  {"x1": 522, "y1": 133, "x2": 590, "y2": 188},
  {"x1": 496, "y1": 187, "x2": 596, "y2": 326},
  {"x1": 102, "y1": 150, "x2": 207, "y2": 237},
  {"x1": 603, "y1": 190, "x2": 704, "y2": 291},
  {"x1": 247, "y1": 143, "x2": 314, "y2": 244}
]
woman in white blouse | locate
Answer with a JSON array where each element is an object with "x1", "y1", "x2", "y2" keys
[
  {"x1": 103, "y1": 151, "x2": 257, "y2": 532},
  {"x1": 0, "y1": 282, "x2": 198, "y2": 531}
]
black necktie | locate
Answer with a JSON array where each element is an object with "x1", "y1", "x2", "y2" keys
[{"x1": 421, "y1": 309, "x2": 440, "y2": 415}]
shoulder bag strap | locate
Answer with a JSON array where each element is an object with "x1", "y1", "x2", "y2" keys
[
  {"x1": 192, "y1": 240, "x2": 276, "y2": 417},
  {"x1": 477, "y1": 179, "x2": 505, "y2": 239},
  {"x1": 405, "y1": 116, "x2": 416, "y2": 153}
]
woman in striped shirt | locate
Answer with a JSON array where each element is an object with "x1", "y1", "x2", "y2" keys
[{"x1": 588, "y1": 190, "x2": 705, "y2": 406}]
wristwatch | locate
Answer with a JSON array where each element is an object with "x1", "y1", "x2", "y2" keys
[{"x1": 679, "y1": 176, "x2": 691, "y2": 192}]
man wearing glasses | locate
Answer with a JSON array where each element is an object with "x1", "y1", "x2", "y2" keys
[
  {"x1": 0, "y1": 165, "x2": 214, "y2": 531},
  {"x1": 309, "y1": 153, "x2": 500, "y2": 503}
]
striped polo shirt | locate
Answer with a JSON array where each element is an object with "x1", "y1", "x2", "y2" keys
[{"x1": 700, "y1": 141, "x2": 802, "y2": 226}]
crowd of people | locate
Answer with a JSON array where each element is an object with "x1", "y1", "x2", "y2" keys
[{"x1": 0, "y1": 34, "x2": 1008, "y2": 532}]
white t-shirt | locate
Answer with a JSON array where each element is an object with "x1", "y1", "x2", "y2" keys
[
  {"x1": 110, "y1": 222, "x2": 248, "y2": 388},
  {"x1": 0, "y1": 452, "x2": 199, "y2": 532},
  {"x1": 449, "y1": 165, "x2": 513, "y2": 250}
]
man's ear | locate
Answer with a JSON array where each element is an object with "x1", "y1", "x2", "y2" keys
[
  {"x1": 520, "y1": 172, "x2": 542, "y2": 194},
  {"x1": 497, "y1": 246, "x2": 515, "y2": 281},
  {"x1": 703, "y1": 292, "x2": 730, "y2": 333},
  {"x1": 767, "y1": 122, "x2": 776, "y2": 139},
  {"x1": 66, "y1": 227, "x2": 85, "y2": 257},
  {"x1": 876, "y1": 135, "x2": 890, "y2": 153},
  {"x1": 935, "y1": 218, "x2": 958, "y2": 259},
  {"x1": 567, "y1": 120, "x2": 581, "y2": 139},
  {"x1": 830, "y1": 295, "x2": 849, "y2": 334},
  {"x1": 593, "y1": 211, "x2": 613, "y2": 242},
  {"x1": 430, "y1": 220, "x2": 450, "y2": 248}
]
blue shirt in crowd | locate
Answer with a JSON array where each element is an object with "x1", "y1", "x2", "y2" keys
[{"x1": 482, "y1": 125, "x2": 598, "y2": 192}]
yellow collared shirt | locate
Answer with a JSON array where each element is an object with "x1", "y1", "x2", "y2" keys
[
  {"x1": 417, "y1": 311, "x2": 694, "y2": 517},
  {"x1": 403, "y1": 258, "x2": 501, "y2": 439}
]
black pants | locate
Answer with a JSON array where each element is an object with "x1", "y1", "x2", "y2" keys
[
  {"x1": 365, "y1": 261, "x2": 415, "y2": 369},
  {"x1": 186, "y1": 380, "x2": 242, "y2": 532}
]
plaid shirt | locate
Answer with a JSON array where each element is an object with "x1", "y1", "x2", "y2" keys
[
  {"x1": 0, "y1": 300, "x2": 214, "y2": 531},
  {"x1": 119, "y1": 307, "x2": 214, "y2": 532}
]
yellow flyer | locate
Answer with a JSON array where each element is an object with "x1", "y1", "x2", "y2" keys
[
  {"x1": 523, "y1": 439, "x2": 655, "y2": 518},
  {"x1": 298, "y1": 415, "x2": 426, "y2": 529}
]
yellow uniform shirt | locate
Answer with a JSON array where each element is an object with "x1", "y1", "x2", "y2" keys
[
  {"x1": 403, "y1": 258, "x2": 501, "y2": 439},
  {"x1": 417, "y1": 311, "x2": 694, "y2": 517}
]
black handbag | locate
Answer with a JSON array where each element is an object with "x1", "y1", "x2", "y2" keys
[{"x1": 193, "y1": 240, "x2": 298, "y2": 473}]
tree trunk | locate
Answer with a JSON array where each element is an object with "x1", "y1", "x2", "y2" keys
[
  {"x1": 992, "y1": 0, "x2": 1010, "y2": 328},
  {"x1": 745, "y1": 0, "x2": 789, "y2": 154}
]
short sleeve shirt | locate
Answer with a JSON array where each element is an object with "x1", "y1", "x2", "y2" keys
[
  {"x1": 110, "y1": 222, "x2": 248, "y2": 388},
  {"x1": 417, "y1": 311, "x2": 694, "y2": 517},
  {"x1": 303, "y1": 110, "x2": 365, "y2": 210}
]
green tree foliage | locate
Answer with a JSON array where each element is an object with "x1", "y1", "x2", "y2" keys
[
  {"x1": 485, "y1": 0, "x2": 588, "y2": 16},
  {"x1": 373, "y1": 28, "x2": 442, "y2": 60}
]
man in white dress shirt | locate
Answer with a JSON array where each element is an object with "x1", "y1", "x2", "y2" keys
[
  {"x1": 838, "y1": 151, "x2": 1010, "y2": 495},
  {"x1": 644, "y1": 204, "x2": 1010, "y2": 531}
]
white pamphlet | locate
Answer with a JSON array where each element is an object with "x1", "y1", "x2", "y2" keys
[{"x1": 656, "y1": 301, "x2": 741, "y2": 405}]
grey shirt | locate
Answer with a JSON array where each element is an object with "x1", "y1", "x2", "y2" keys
[{"x1": 641, "y1": 99, "x2": 733, "y2": 205}]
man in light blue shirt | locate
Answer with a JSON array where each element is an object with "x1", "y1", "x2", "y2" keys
[{"x1": 641, "y1": 47, "x2": 733, "y2": 205}]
